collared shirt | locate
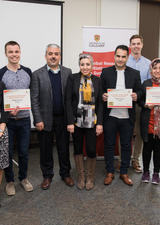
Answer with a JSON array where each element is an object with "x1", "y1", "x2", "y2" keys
[
  {"x1": 127, "y1": 54, "x2": 151, "y2": 83},
  {"x1": 109, "y1": 70, "x2": 129, "y2": 119},
  {"x1": 47, "y1": 65, "x2": 60, "y2": 74}
]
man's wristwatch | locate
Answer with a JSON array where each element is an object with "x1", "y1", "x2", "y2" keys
[{"x1": 0, "y1": 129, "x2": 4, "y2": 133}]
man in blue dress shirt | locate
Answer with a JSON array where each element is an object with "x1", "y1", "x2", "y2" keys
[{"x1": 127, "y1": 34, "x2": 151, "y2": 173}]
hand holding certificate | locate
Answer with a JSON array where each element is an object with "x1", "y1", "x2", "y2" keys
[
  {"x1": 107, "y1": 89, "x2": 132, "y2": 108},
  {"x1": 146, "y1": 87, "x2": 160, "y2": 105},
  {"x1": 3, "y1": 89, "x2": 31, "y2": 111}
]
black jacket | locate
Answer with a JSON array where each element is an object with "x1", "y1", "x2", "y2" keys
[
  {"x1": 101, "y1": 66, "x2": 142, "y2": 125},
  {"x1": 65, "y1": 72, "x2": 103, "y2": 125}
]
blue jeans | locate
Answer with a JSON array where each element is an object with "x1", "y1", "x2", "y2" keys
[
  {"x1": 4, "y1": 117, "x2": 31, "y2": 182},
  {"x1": 104, "y1": 116, "x2": 133, "y2": 174}
]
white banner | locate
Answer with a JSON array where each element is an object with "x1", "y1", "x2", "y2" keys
[
  {"x1": 83, "y1": 26, "x2": 137, "y2": 156},
  {"x1": 83, "y1": 27, "x2": 137, "y2": 76}
]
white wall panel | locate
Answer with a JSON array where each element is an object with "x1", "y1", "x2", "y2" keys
[
  {"x1": 101, "y1": 0, "x2": 139, "y2": 29},
  {"x1": 0, "y1": 0, "x2": 62, "y2": 71}
]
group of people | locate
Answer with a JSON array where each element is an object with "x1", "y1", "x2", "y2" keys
[{"x1": 0, "y1": 34, "x2": 159, "y2": 203}]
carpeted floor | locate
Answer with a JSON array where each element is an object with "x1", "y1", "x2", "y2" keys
[{"x1": 0, "y1": 144, "x2": 159, "y2": 225}]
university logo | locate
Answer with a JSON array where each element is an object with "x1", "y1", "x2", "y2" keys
[
  {"x1": 89, "y1": 34, "x2": 104, "y2": 47},
  {"x1": 94, "y1": 34, "x2": 100, "y2": 42}
]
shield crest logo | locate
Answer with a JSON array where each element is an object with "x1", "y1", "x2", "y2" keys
[{"x1": 94, "y1": 34, "x2": 100, "y2": 42}]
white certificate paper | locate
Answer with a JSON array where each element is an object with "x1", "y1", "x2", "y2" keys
[
  {"x1": 3, "y1": 89, "x2": 31, "y2": 111},
  {"x1": 146, "y1": 87, "x2": 160, "y2": 105},
  {"x1": 107, "y1": 89, "x2": 132, "y2": 108}
]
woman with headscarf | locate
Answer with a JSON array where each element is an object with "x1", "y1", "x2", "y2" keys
[
  {"x1": 65, "y1": 53, "x2": 103, "y2": 190},
  {"x1": 140, "y1": 58, "x2": 160, "y2": 184}
]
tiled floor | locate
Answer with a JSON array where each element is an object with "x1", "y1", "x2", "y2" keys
[{"x1": 0, "y1": 145, "x2": 160, "y2": 225}]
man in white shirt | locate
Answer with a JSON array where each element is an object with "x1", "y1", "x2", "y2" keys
[{"x1": 101, "y1": 45, "x2": 141, "y2": 186}]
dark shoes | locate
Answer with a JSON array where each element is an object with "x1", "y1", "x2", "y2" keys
[
  {"x1": 151, "y1": 173, "x2": 159, "y2": 185},
  {"x1": 62, "y1": 177, "x2": 74, "y2": 187},
  {"x1": 41, "y1": 178, "x2": 52, "y2": 190},
  {"x1": 120, "y1": 174, "x2": 133, "y2": 186},
  {"x1": 142, "y1": 171, "x2": 150, "y2": 183},
  {"x1": 41, "y1": 177, "x2": 74, "y2": 189},
  {"x1": 104, "y1": 173, "x2": 114, "y2": 185}
]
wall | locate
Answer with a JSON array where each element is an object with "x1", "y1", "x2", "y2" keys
[
  {"x1": 140, "y1": 1, "x2": 160, "y2": 60},
  {"x1": 62, "y1": 0, "x2": 101, "y2": 72},
  {"x1": 61, "y1": 0, "x2": 139, "y2": 72},
  {"x1": 159, "y1": 24, "x2": 160, "y2": 57},
  {"x1": 101, "y1": 0, "x2": 139, "y2": 29},
  {"x1": 50, "y1": 0, "x2": 140, "y2": 72}
]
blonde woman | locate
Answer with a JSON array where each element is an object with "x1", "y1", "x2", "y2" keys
[{"x1": 66, "y1": 54, "x2": 103, "y2": 190}]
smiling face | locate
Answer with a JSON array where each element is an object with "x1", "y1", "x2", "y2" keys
[
  {"x1": 151, "y1": 62, "x2": 160, "y2": 79},
  {"x1": 5, "y1": 44, "x2": 21, "y2": 65},
  {"x1": 130, "y1": 38, "x2": 143, "y2": 56},
  {"x1": 45, "y1": 46, "x2": 61, "y2": 70},
  {"x1": 114, "y1": 48, "x2": 128, "y2": 70},
  {"x1": 79, "y1": 58, "x2": 92, "y2": 76}
]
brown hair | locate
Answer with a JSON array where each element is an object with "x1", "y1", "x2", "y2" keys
[
  {"x1": 130, "y1": 34, "x2": 143, "y2": 44},
  {"x1": 5, "y1": 41, "x2": 20, "y2": 53}
]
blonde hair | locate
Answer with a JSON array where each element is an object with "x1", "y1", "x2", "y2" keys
[{"x1": 79, "y1": 53, "x2": 93, "y2": 66}]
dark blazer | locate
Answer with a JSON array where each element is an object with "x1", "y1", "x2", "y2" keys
[
  {"x1": 101, "y1": 66, "x2": 141, "y2": 124},
  {"x1": 31, "y1": 65, "x2": 72, "y2": 131},
  {"x1": 139, "y1": 79, "x2": 152, "y2": 142},
  {"x1": 65, "y1": 72, "x2": 103, "y2": 125}
]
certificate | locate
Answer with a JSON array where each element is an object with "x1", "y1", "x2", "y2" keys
[
  {"x1": 3, "y1": 89, "x2": 31, "y2": 111},
  {"x1": 107, "y1": 89, "x2": 132, "y2": 108},
  {"x1": 146, "y1": 87, "x2": 160, "y2": 105}
]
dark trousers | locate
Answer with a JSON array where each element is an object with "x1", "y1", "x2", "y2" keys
[
  {"x1": 73, "y1": 126, "x2": 96, "y2": 158},
  {"x1": 143, "y1": 134, "x2": 160, "y2": 173},
  {"x1": 104, "y1": 116, "x2": 133, "y2": 174},
  {"x1": 4, "y1": 117, "x2": 31, "y2": 182},
  {"x1": 38, "y1": 115, "x2": 71, "y2": 179}
]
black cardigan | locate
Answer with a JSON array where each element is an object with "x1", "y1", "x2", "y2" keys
[{"x1": 65, "y1": 72, "x2": 103, "y2": 126}]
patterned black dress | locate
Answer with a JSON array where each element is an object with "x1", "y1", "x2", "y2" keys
[{"x1": 0, "y1": 81, "x2": 9, "y2": 170}]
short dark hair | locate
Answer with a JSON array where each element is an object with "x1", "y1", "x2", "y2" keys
[
  {"x1": 130, "y1": 34, "x2": 143, "y2": 44},
  {"x1": 5, "y1": 41, "x2": 20, "y2": 53},
  {"x1": 115, "y1": 45, "x2": 129, "y2": 55}
]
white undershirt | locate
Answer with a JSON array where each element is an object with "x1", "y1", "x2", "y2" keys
[{"x1": 109, "y1": 70, "x2": 129, "y2": 119}]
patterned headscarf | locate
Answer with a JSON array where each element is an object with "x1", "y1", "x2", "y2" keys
[
  {"x1": 150, "y1": 58, "x2": 160, "y2": 138},
  {"x1": 150, "y1": 58, "x2": 160, "y2": 84}
]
